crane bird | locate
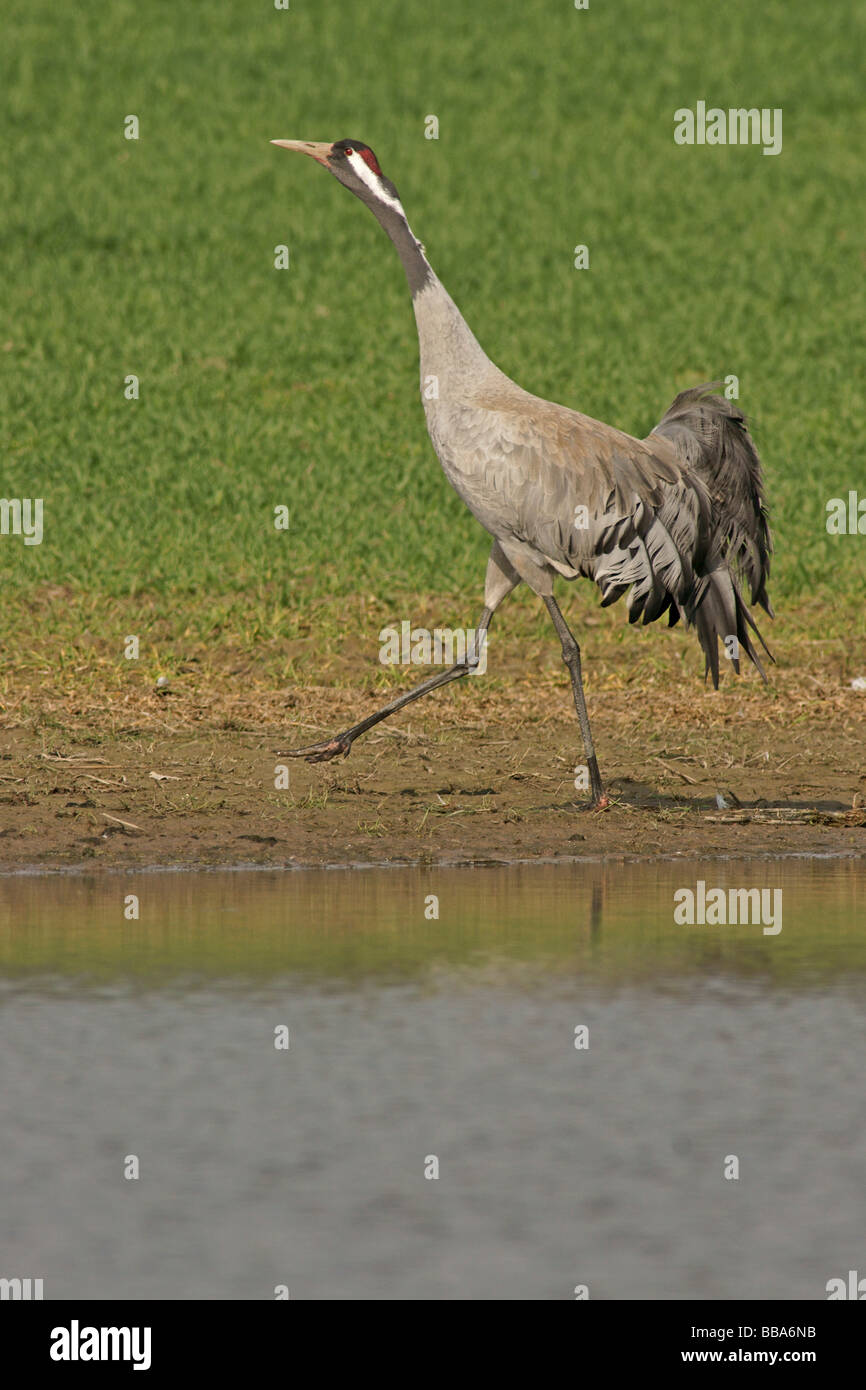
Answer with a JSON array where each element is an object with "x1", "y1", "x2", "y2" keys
[{"x1": 273, "y1": 138, "x2": 773, "y2": 808}]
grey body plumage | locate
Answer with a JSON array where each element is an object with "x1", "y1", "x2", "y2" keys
[{"x1": 272, "y1": 137, "x2": 773, "y2": 807}]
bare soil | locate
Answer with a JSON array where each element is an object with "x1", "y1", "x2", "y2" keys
[{"x1": 2, "y1": 640, "x2": 864, "y2": 870}]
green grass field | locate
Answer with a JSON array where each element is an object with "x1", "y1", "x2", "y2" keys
[{"x1": 1, "y1": 0, "x2": 864, "y2": 687}]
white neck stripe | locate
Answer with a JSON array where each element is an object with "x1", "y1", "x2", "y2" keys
[{"x1": 346, "y1": 151, "x2": 407, "y2": 216}]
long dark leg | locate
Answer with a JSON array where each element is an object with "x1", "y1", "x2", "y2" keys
[
  {"x1": 285, "y1": 609, "x2": 493, "y2": 762},
  {"x1": 543, "y1": 594, "x2": 608, "y2": 808}
]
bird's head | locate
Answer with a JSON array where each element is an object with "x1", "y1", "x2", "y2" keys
[
  {"x1": 271, "y1": 137, "x2": 431, "y2": 294},
  {"x1": 270, "y1": 138, "x2": 405, "y2": 219}
]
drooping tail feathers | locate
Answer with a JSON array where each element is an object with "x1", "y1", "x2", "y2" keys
[{"x1": 649, "y1": 383, "x2": 774, "y2": 687}]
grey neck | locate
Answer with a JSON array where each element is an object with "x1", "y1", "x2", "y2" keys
[
  {"x1": 364, "y1": 194, "x2": 497, "y2": 395},
  {"x1": 370, "y1": 200, "x2": 434, "y2": 298}
]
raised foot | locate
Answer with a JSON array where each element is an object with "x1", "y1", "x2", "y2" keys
[{"x1": 283, "y1": 736, "x2": 353, "y2": 763}]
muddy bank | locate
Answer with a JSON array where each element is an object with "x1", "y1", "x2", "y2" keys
[{"x1": 1, "y1": 671, "x2": 863, "y2": 870}]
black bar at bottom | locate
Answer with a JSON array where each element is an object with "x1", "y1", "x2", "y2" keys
[{"x1": 2, "y1": 1299, "x2": 862, "y2": 1374}]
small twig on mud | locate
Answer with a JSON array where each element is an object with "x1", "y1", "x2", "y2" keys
[
  {"x1": 40, "y1": 753, "x2": 113, "y2": 766},
  {"x1": 653, "y1": 758, "x2": 700, "y2": 785},
  {"x1": 102, "y1": 812, "x2": 142, "y2": 832}
]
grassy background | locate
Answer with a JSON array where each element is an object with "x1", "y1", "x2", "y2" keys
[{"x1": 1, "y1": 0, "x2": 864, "y2": 694}]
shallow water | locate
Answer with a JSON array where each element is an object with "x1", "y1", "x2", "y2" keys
[{"x1": 0, "y1": 859, "x2": 863, "y2": 1300}]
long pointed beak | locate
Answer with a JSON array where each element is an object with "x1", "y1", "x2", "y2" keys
[{"x1": 270, "y1": 139, "x2": 333, "y2": 166}]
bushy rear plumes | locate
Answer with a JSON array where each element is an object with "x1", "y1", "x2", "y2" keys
[
  {"x1": 652, "y1": 384, "x2": 773, "y2": 615},
  {"x1": 651, "y1": 384, "x2": 774, "y2": 686}
]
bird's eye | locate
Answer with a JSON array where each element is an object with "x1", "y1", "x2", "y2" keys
[{"x1": 344, "y1": 148, "x2": 354, "y2": 156}]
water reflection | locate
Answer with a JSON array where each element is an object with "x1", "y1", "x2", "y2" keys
[
  {"x1": 0, "y1": 859, "x2": 863, "y2": 1299},
  {"x1": 0, "y1": 858, "x2": 862, "y2": 988}
]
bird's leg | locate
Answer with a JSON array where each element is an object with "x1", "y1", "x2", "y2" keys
[
  {"x1": 286, "y1": 608, "x2": 493, "y2": 762},
  {"x1": 543, "y1": 595, "x2": 608, "y2": 809}
]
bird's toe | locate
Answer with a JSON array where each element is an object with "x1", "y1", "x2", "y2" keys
[{"x1": 305, "y1": 737, "x2": 352, "y2": 763}]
